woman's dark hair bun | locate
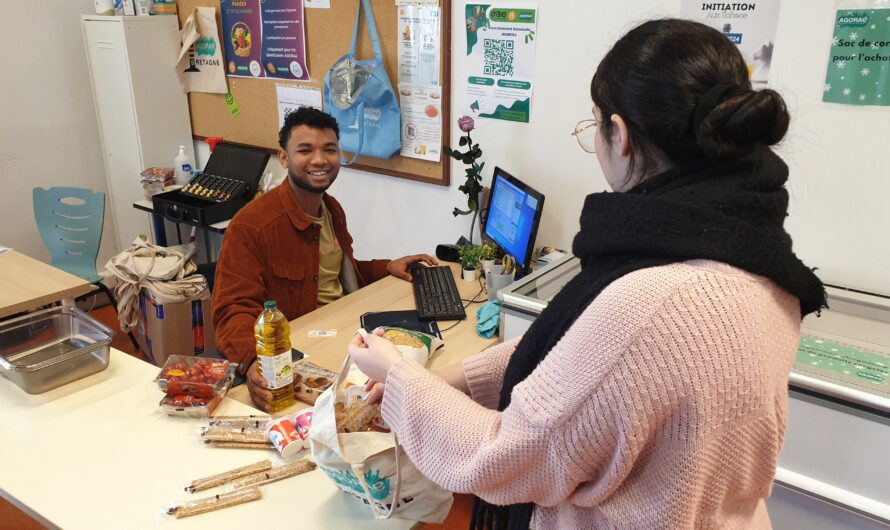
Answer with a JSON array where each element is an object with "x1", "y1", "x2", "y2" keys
[{"x1": 696, "y1": 89, "x2": 790, "y2": 160}]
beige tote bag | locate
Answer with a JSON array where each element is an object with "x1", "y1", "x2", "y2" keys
[{"x1": 309, "y1": 356, "x2": 453, "y2": 522}]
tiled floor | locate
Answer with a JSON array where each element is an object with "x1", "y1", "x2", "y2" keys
[{"x1": 1, "y1": 304, "x2": 473, "y2": 529}]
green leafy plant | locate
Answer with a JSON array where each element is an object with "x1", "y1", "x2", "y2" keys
[
  {"x1": 458, "y1": 244, "x2": 482, "y2": 271},
  {"x1": 444, "y1": 115, "x2": 484, "y2": 217}
]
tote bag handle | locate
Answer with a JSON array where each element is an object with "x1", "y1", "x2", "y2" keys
[
  {"x1": 349, "y1": 0, "x2": 382, "y2": 60},
  {"x1": 340, "y1": 102, "x2": 365, "y2": 166},
  {"x1": 355, "y1": 433, "x2": 403, "y2": 520},
  {"x1": 331, "y1": 350, "x2": 403, "y2": 519}
]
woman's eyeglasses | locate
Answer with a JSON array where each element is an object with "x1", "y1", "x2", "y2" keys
[{"x1": 571, "y1": 118, "x2": 598, "y2": 153}]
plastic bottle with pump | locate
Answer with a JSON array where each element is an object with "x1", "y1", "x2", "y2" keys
[
  {"x1": 173, "y1": 145, "x2": 193, "y2": 186},
  {"x1": 254, "y1": 301, "x2": 295, "y2": 412}
]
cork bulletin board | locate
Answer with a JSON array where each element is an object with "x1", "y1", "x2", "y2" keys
[{"x1": 177, "y1": 0, "x2": 452, "y2": 186}]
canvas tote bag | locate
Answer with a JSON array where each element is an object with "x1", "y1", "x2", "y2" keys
[
  {"x1": 309, "y1": 355, "x2": 452, "y2": 522},
  {"x1": 323, "y1": 0, "x2": 401, "y2": 164},
  {"x1": 175, "y1": 7, "x2": 227, "y2": 94}
]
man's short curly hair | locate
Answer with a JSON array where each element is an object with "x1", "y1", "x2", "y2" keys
[{"x1": 278, "y1": 107, "x2": 340, "y2": 150}]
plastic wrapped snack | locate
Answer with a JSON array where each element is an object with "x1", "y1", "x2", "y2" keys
[
  {"x1": 165, "y1": 486, "x2": 261, "y2": 518},
  {"x1": 186, "y1": 460, "x2": 272, "y2": 493},
  {"x1": 228, "y1": 459, "x2": 316, "y2": 488},
  {"x1": 292, "y1": 360, "x2": 336, "y2": 404}
]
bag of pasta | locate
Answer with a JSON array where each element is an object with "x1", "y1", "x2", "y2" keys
[{"x1": 371, "y1": 327, "x2": 443, "y2": 366}]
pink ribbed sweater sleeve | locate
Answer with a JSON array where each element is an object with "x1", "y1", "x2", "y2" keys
[
  {"x1": 380, "y1": 261, "x2": 801, "y2": 528},
  {"x1": 461, "y1": 337, "x2": 520, "y2": 409}
]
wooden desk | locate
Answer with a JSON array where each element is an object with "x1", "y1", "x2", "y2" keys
[
  {"x1": 0, "y1": 349, "x2": 416, "y2": 530},
  {"x1": 228, "y1": 263, "x2": 497, "y2": 416},
  {"x1": 0, "y1": 250, "x2": 95, "y2": 318}
]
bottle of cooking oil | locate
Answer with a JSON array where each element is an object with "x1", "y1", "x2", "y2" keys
[{"x1": 255, "y1": 300, "x2": 295, "y2": 412}]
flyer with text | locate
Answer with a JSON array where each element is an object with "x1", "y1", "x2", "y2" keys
[
  {"x1": 680, "y1": 1, "x2": 781, "y2": 89},
  {"x1": 397, "y1": 5, "x2": 441, "y2": 86},
  {"x1": 398, "y1": 83, "x2": 442, "y2": 162},
  {"x1": 464, "y1": 4, "x2": 538, "y2": 123}
]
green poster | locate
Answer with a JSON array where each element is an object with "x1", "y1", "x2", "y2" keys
[
  {"x1": 464, "y1": 4, "x2": 538, "y2": 123},
  {"x1": 796, "y1": 336, "x2": 889, "y2": 388},
  {"x1": 823, "y1": 9, "x2": 890, "y2": 106}
]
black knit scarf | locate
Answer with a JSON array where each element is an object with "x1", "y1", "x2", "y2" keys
[{"x1": 469, "y1": 149, "x2": 826, "y2": 530}]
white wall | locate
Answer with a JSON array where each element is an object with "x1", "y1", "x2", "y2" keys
[
  {"x1": 0, "y1": 1, "x2": 116, "y2": 266},
  {"x1": 323, "y1": 0, "x2": 890, "y2": 297},
  {"x1": 2, "y1": 1, "x2": 886, "y2": 297}
]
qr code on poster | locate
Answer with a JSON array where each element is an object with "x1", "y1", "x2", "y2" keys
[{"x1": 483, "y1": 39, "x2": 514, "y2": 76}]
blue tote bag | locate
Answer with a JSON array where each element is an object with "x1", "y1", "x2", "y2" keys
[{"x1": 324, "y1": 0, "x2": 401, "y2": 164}]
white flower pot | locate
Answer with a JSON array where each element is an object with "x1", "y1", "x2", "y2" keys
[
  {"x1": 462, "y1": 268, "x2": 478, "y2": 282},
  {"x1": 479, "y1": 259, "x2": 495, "y2": 276}
]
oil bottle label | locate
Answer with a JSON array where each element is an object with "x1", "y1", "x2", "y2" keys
[{"x1": 259, "y1": 351, "x2": 293, "y2": 390}]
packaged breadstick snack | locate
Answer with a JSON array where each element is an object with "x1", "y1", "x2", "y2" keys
[
  {"x1": 207, "y1": 416, "x2": 271, "y2": 430},
  {"x1": 201, "y1": 426, "x2": 268, "y2": 444},
  {"x1": 186, "y1": 460, "x2": 272, "y2": 493},
  {"x1": 164, "y1": 487, "x2": 261, "y2": 519},
  {"x1": 228, "y1": 459, "x2": 317, "y2": 489},
  {"x1": 208, "y1": 441, "x2": 274, "y2": 450}
]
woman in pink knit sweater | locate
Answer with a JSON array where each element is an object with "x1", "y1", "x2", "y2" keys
[{"x1": 350, "y1": 19, "x2": 826, "y2": 530}]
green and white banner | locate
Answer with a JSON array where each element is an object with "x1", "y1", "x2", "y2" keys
[
  {"x1": 796, "y1": 336, "x2": 889, "y2": 390},
  {"x1": 823, "y1": 9, "x2": 890, "y2": 106},
  {"x1": 464, "y1": 4, "x2": 538, "y2": 123}
]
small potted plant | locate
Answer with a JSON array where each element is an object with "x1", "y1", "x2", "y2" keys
[
  {"x1": 478, "y1": 242, "x2": 499, "y2": 275},
  {"x1": 458, "y1": 244, "x2": 482, "y2": 281}
]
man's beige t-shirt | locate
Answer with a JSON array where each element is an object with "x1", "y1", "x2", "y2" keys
[{"x1": 307, "y1": 202, "x2": 344, "y2": 307}]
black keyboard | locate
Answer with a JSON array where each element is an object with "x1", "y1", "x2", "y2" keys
[{"x1": 411, "y1": 266, "x2": 467, "y2": 321}]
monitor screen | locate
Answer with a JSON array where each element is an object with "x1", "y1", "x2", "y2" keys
[{"x1": 483, "y1": 167, "x2": 545, "y2": 272}]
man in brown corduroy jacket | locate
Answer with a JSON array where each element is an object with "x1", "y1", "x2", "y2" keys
[{"x1": 212, "y1": 108, "x2": 436, "y2": 410}]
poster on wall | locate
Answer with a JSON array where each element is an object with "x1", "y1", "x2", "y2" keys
[
  {"x1": 464, "y1": 3, "x2": 538, "y2": 123},
  {"x1": 221, "y1": 0, "x2": 264, "y2": 78},
  {"x1": 261, "y1": 0, "x2": 309, "y2": 80},
  {"x1": 396, "y1": 5, "x2": 442, "y2": 161},
  {"x1": 680, "y1": 1, "x2": 782, "y2": 89},
  {"x1": 398, "y1": 83, "x2": 442, "y2": 162},
  {"x1": 276, "y1": 84, "x2": 323, "y2": 129},
  {"x1": 220, "y1": 0, "x2": 309, "y2": 80},
  {"x1": 397, "y1": 5, "x2": 441, "y2": 86},
  {"x1": 822, "y1": 8, "x2": 890, "y2": 106}
]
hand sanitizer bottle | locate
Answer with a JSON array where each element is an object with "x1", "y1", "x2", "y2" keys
[{"x1": 173, "y1": 145, "x2": 193, "y2": 185}]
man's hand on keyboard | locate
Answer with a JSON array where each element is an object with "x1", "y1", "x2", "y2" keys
[{"x1": 386, "y1": 253, "x2": 438, "y2": 281}]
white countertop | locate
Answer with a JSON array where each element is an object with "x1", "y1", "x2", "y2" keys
[{"x1": 0, "y1": 349, "x2": 415, "y2": 529}]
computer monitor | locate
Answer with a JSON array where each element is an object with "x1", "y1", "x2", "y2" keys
[{"x1": 483, "y1": 167, "x2": 545, "y2": 276}]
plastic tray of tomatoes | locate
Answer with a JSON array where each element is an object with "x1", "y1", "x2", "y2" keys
[
  {"x1": 159, "y1": 393, "x2": 224, "y2": 418},
  {"x1": 155, "y1": 356, "x2": 234, "y2": 417},
  {"x1": 155, "y1": 356, "x2": 233, "y2": 398}
]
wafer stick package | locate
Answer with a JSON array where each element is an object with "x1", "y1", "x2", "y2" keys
[
  {"x1": 186, "y1": 460, "x2": 272, "y2": 492},
  {"x1": 165, "y1": 487, "x2": 261, "y2": 518}
]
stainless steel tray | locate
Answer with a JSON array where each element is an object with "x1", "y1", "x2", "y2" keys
[{"x1": 0, "y1": 306, "x2": 113, "y2": 394}]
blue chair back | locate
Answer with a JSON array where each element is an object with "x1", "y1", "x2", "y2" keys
[{"x1": 33, "y1": 187, "x2": 106, "y2": 283}]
